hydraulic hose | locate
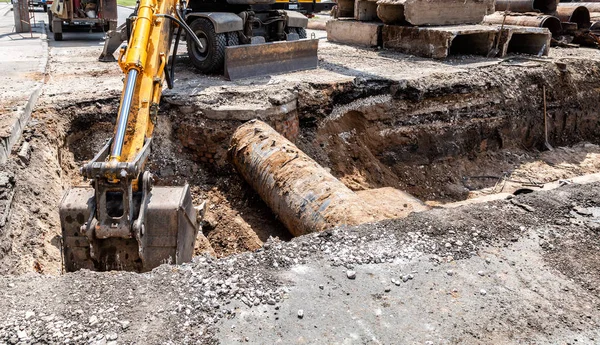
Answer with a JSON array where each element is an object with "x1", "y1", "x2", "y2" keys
[{"x1": 154, "y1": 13, "x2": 204, "y2": 50}]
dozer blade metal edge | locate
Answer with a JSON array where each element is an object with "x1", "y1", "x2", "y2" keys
[
  {"x1": 59, "y1": 185, "x2": 198, "y2": 272},
  {"x1": 224, "y1": 38, "x2": 319, "y2": 81}
]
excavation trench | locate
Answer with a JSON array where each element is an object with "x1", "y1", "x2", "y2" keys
[{"x1": 32, "y1": 58, "x2": 600, "y2": 270}]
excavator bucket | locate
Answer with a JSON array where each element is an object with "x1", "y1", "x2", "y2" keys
[
  {"x1": 224, "y1": 38, "x2": 319, "y2": 80},
  {"x1": 59, "y1": 185, "x2": 199, "y2": 272}
]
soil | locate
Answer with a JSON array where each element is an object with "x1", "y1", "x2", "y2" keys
[
  {"x1": 0, "y1": 182, "x2": 599, "y2": 344},
  {"x1": 2, "y1": 31, "x2": 600, "y2": 276}
]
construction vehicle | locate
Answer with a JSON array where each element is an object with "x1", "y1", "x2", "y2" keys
[
  {"x1": 99, "y1": 0, "x2": 318, "y2": 79},
  {"x1": 47, "y1": 0, "x2": 117, "y2": 41},
  {"x1": 60, "y1": 0, "x2": 318, "y2": 272}
]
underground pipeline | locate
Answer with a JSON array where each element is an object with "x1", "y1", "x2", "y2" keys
[
  {"x1": 483, "y1": 12, "x2": 563, "y2": 35},
  {"x1": 556, "y1": 5, "x2": 591, "y2": 28},
  {"x1": 229, "y1": 120, "x2": 429, "y2": 236},
  {"x1": 495, "y1": 0, "x2": 558, "y2": 14},
  {"x1": 229, "y1": 120, "x2": 381, "y2": 236}
]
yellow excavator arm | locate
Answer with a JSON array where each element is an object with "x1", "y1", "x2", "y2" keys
[
  {"x1": 111, "y1": 0, "x2": 171, "y2": 167},
  {"x1": 59, "y1": 0, "x2": 204, "y2": 272}
]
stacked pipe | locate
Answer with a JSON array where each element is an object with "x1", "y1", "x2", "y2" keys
[
  {"x1": 556, "y1": 3, "x2": 591, "y2": 28},
  {"x1": 482, "y1": 0, "x2": 564, "y2": 36},
  {"x1": 558, "y1": 3, "x2": 600, "y2": 30},
  {"x1": 556, "y1": 3, "x2": 599, "y2": 47}
]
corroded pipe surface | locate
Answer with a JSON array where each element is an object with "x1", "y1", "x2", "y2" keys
[
  {"x1": 496, "y1": 0, "x2": 557, "y2": 13},
  {"x1": 229, "y1": 120, "x2": 427, "y2": 237},
  {"x1": 556, "y1": 5, "x2": 591, "y2": 28},
  {"x1": 559, "y1": 2, "x2": 600, "y2": 12},
  {"x1": 483, "y1": 12, "x2": 562, "y2": 35}
]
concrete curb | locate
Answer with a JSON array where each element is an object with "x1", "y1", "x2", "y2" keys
[{"x1": 0, "y1": 19, "x2": 49, "y2": 164}]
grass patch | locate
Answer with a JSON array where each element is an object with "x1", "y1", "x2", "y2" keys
[{"x1": 117, "y1": 0, "x2": 136, "y2": 7}]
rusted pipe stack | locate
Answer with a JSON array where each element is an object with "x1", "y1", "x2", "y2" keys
[
  {"x1": 558, "y1": 3, "x2": 599, "y2": 29},
  {"x1": 483, "y1": 12, "x2": 563, "y2": 35},
  {"x1": 229, "y1": 120, "x2": 428, "y2": 237},
  {"x1": 495, "y1": 0, "x2": 557, "y2": 14},
  {"x1": 483, "y1": 0, "x2": 563, "y2": 36}
]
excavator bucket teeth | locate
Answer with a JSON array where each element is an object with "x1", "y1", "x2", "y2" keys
[
  {"x1": 224, "y1": 39, "x2": 319, "y2": 80},
  {"x1": 59, "y1": 185, "x2": 198, "y2": 272}
]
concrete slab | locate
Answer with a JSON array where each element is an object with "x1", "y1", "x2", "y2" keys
[
  {"x1": 498, "y1": 25, "x2": 551, "y2": 56},
  {"x1": 376, "y1": 2, "x2": 405, "y2": 25},
  {"x1": 326, "y1": 19, "x2": 383, "y2": 47},
  {"x1": 402, "y1": 0, "x2": 495, "y2": 26},
  {"x1": 354, "y1": 0, "x2": 378, "y2": 21},
  {"x1": 382, "y1": 24, "x2": 497, "y2": 59},
  {"x1": 0, "y1": 4, "x2": 48, "y2": 163},
  {"x1": 337, "y1": 0, "x2": 355, "y2": 18},
  {"x1": 382, "y1": 24, "x2": 551, "y2": 59}
]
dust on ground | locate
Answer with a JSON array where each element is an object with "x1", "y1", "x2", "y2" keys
[{"x1": 0, "y1": 182, "x2": 599, "y2": 344}]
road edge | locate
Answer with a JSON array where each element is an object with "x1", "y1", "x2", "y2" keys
[{"x1": 0, "y1": 18, "x2": 49, "y2": 164}]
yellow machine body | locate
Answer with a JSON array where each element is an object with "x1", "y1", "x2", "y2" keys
[{"x1": 59, "y1": 0, "x2": 200, "y2": 272}]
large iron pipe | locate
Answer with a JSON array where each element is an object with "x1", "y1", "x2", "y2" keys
[
  {"x1": 229, "y1": 120, "x2": 377, "y2": 236},
  {"x1": 556, "y1": 5, "x2": 591, "y2": 28},
  {"x1": 496, "y1": 0, "x2": 558, "y2": 13},
  {"x1": 483, "y1": 12, "x2": 562, "y2": 35},
  {"x1": 229, "y1": 120, "x2": 428, "y2": 236},
  {"x1": 559, "y1": 2, "x2": 600, "y2": 11}
]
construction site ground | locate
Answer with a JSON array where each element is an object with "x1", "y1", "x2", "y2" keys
[{"x1": 1, "y1": 4, "x2": 600, "y2": 344}]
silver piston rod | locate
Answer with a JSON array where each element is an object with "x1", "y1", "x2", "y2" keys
[{"x1": 111, "y1": 69, "x2": 139, "y2": 160}]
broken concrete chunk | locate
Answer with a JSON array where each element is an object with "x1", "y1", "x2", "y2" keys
[
  {"x1": 0, "y1": 172, "x2": 15, "y2": 188},
  {"x1": 17, "y1": 141, "x2": 31, "y2": 165},
  {"x1": 327, "y1": 20, "x2": 383, "y2": 48}
]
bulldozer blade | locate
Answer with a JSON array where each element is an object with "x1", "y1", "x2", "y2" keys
[
  {"x1": 224, "y1": 39, "x2": 319, "y2": 80},
  {"x1": 59, "y1": 185, "x2": 199, "y2": 272},
  {"x1": 98, "y1": 23, "x2": 126, "y2": 62}
]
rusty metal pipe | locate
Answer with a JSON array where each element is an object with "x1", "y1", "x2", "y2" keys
[
  {"x1": 496, "y1": 0, "x2": 558, "y2": 13},
  {"x1": 556, "y1": 5, "x2": 591, "y2": 28},
  {"x1": 229, "y1": 120, "x2": 428, "y2": 236},
  {"x1": 558, "y1": 2, "x2": 600, "y2": 12},
  {"x1": 483, "y1": 12, "x2": 562, "y2": 35},
  {"x1": 229, "y1": 120, "x2": 377, "y2": 236}
]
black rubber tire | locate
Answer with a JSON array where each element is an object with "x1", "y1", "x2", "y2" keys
[
  {"x1": 48, "y1": 9, "x2": 52, "y2": 32},
  {"x1": 226, "y1": 31, "x2": 239, "y2": 46},
  {"x1": 43, "y1": 4, "x2": 47, "y2": 12},
  {"x1": 54, "y1": 32, "x2": 62, "y2": 41},
  {"x1": 287, "y1": 27, "x2": 307, "y2": 39},
  {"x1": 297, "y1": 27, "x2": 307, "y2": 39},
  {"x1": 186, "y1": 18, "x2": 226, "y2": 74}
]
